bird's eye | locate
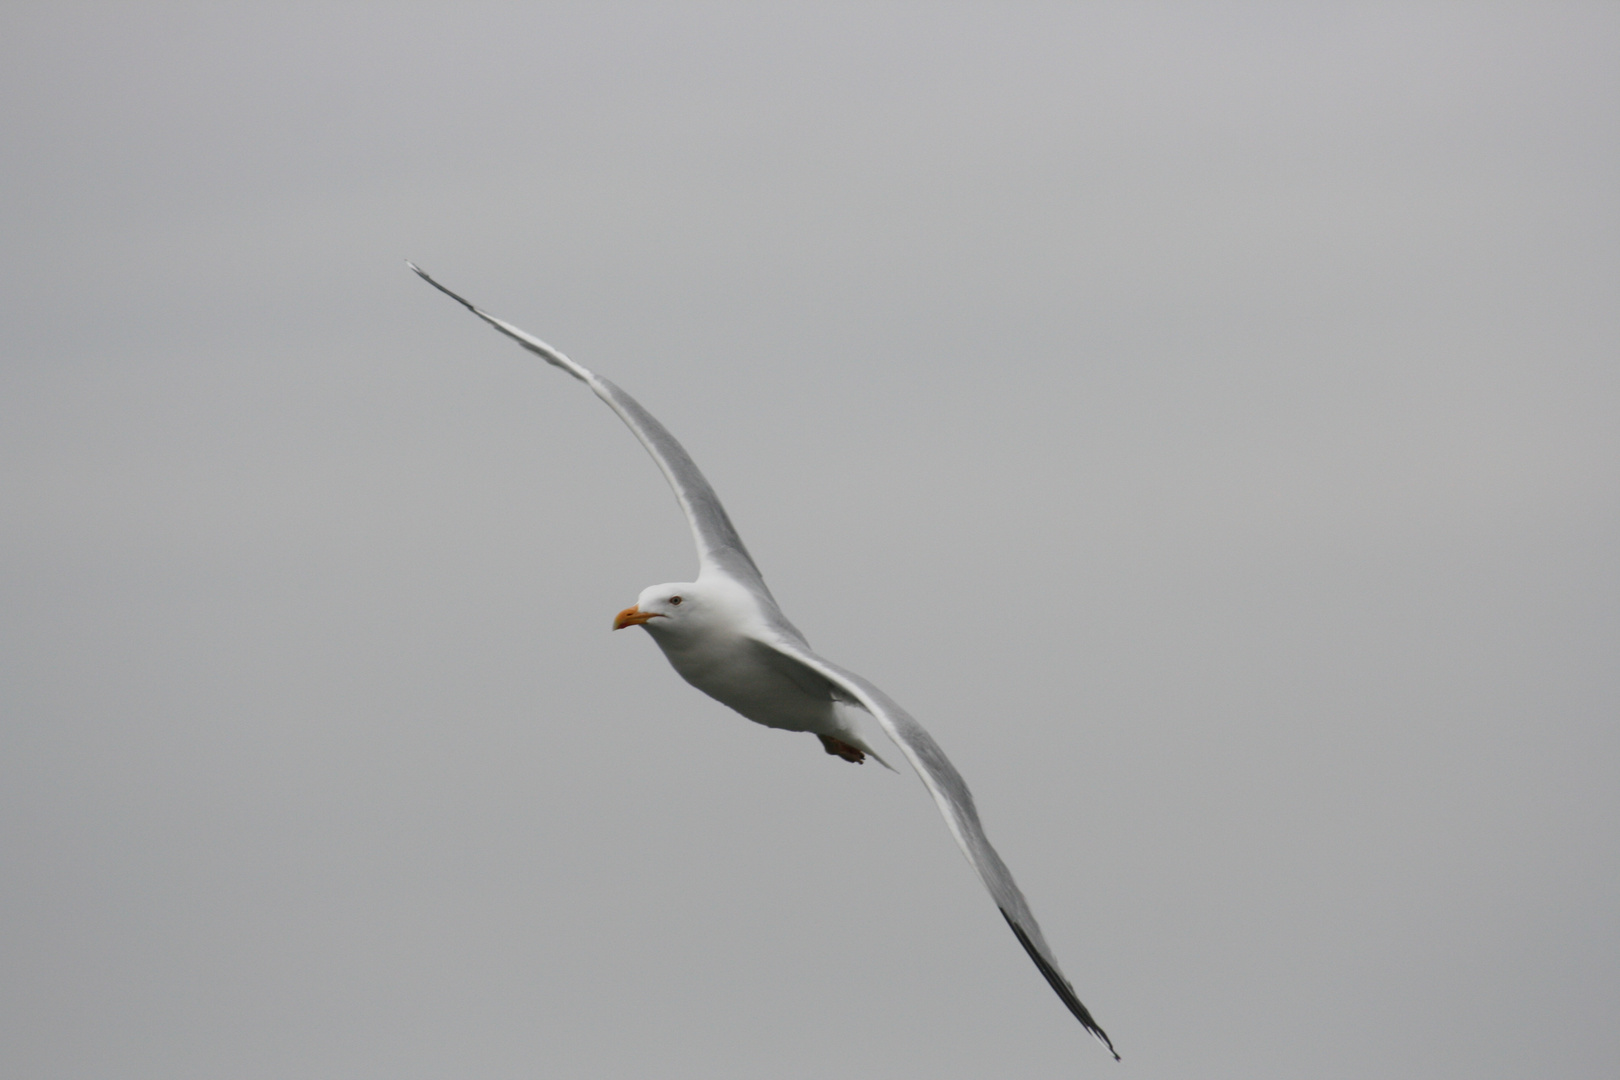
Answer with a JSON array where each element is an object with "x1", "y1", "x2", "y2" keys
[{"x1": 669, "y1": 595, "x2": 683, "y2": 605}]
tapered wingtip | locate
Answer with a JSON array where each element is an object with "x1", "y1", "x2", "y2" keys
[
  {"x1": 1000, "y1": 909, "x2": 1120, "y2": 1061},
  {"x1": 404, "y1": 260, "x2": 480, "y2": 315},
  {"x1": 405, "y1": 259, "x2": 437, "y2": 288}
]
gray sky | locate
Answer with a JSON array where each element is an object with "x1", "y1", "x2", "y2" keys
[{"x1": 3, "y1": 3, "x2": 1617, "y2": 1077}]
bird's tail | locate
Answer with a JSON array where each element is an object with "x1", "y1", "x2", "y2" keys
[{"x1": 834, "y1": 706, "x2": 899, "y2": 772}]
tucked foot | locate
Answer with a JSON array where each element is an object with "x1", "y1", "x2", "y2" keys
[{"x1": 817, "y1": 734, "x2": 866, "y2": 763}]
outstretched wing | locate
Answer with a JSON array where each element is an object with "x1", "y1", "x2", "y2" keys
[
  {"x1": 753, "y1": 631, "x2": 1120, "y2": 1061},
  {"x1": 408, "y1": 262, "x2": 772, "y2": 597}
]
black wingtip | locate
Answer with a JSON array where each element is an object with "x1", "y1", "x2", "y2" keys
[
  {"x1": 404, "y1": 260, "x2": 480, "y2": 316},
  {"x1": 1000, "y1": 909, "x2": 1120, "y2": 1061}
]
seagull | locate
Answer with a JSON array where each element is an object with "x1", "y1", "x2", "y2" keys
[{"x1": 409, "y1": 262, "x2": 1119, "y2": 1061}]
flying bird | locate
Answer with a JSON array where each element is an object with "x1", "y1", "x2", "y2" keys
[{"x1": 409, "y1": 262, "x2": 1119, "y2": 1061}]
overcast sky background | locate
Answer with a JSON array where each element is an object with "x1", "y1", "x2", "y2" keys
[{"x1": 3, "y1": 4, "x2": 1617, "y2": 1078}]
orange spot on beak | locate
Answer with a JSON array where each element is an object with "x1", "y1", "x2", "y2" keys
[{"x1": 613, "y1": 605, "x2": 662, "y2": 630}]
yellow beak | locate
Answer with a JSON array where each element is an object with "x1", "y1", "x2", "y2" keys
[{"x1": 613, "y1": 605, "x2": 662, "y2": 630}]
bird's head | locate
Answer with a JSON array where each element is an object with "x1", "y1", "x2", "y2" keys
[{"x1": 613, "y1": 582, "x2": 700, "y2": 634}]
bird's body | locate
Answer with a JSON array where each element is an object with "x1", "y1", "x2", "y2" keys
[
  {"x1": 627, "y1": 578, "x2": 888, "y2": 763},
  {"x1": 410, "y1": 262, "x2": 1119, "y2": 1061}
]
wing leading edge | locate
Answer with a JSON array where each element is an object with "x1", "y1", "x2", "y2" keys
[
  {"x1": 754, "y1": 633, "x2": 1120, "y2": 1060},
  {"x1": 407, "y1": 262, "x2": 770, "y2": 596}
]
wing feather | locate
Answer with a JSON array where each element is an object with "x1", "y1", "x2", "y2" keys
[
  {"x1": 408, "y1": 262, "x2": 771, "y2": 595},
  {"x1": 754, "y1": 634, "x2": 1120, "y2": 1060}
]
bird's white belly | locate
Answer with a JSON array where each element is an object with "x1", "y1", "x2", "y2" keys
[{"x1": 656, "y1": 636, "x2": 837, "y2": 735}]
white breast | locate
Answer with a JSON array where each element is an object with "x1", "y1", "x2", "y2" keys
[{"x1": 653, "y1": 630, "x2": 836, "y2": 734}]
